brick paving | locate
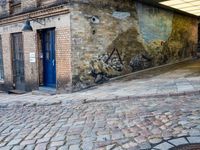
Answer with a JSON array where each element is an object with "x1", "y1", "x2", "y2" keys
[{"x1": 0, "y1": 60, "x2": 199, "y2": 149}]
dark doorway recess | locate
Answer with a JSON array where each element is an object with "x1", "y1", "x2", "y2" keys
[{"x1": 11, "y1": 32, "x2": 25, "y2": 91}]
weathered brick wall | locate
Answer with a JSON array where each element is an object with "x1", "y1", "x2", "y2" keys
[
  {"x1": 1, "y1": 33, "x2": 13, "y2": 90},
  {"x1": 23, "y1": 31, "x2": 38, "y2": 91},
  {"x1": 56, "y1": 27, "x2": 72, "y2": 92}
]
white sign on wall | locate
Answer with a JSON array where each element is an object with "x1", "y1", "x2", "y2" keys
[{"x1": 30, "y1": 52, "x2": 36, "y2": 63}]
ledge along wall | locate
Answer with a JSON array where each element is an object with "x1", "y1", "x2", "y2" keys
[{"x1": 70, "y1": 0, "x2": 198, "y2": 91}]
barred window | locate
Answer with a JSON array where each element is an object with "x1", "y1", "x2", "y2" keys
[
  {"x1": 0, "y1": 36, "x2": 4, "y2": 80},
  {"x1": 10, "y1": 0, "x2": 21, "y2": 14}
]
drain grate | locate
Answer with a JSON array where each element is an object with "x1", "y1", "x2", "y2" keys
[{"x1": 170, "y1": 144, "x2": 200, "y2": 150}]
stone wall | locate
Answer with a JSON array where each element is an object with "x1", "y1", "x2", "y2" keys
[{"x1": 70, "y1": 1, "x2": 198, "y2": 91}]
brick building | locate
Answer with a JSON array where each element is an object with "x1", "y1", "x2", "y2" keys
[
  {"x1": 0, "y1": 0, "x2": 198, "y2": 93},
  {"x1": 0, "y1": 0, "x2": 71, "y2": 93}
]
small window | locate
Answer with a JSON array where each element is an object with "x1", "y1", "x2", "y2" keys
[
  {"x1": 10, "y1": 0, "x2": 21, "y2": 14},
  {"x1": 0, "y1": 36, "x2": 4, "y2": 80}
]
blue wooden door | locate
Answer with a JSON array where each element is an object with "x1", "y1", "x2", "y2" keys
[{"x1": 42, "y1": 29, "x2": 56, "y2": 88}]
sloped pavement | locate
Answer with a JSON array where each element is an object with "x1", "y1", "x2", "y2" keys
[{"x1": 0, "y1": 59, "x2": 200, "y2": 107}]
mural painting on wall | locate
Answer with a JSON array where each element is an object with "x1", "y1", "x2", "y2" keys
[
  {"x1": 136, "y1": 2, "x2": 197, "y2": 66},
  {"x1": 72, "y1": 1, "x2": 198, "y2": 90}
]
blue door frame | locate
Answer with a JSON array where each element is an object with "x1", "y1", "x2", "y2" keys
[{"x1": 42, "y1": 29, "x2": 56, "y2": 88}]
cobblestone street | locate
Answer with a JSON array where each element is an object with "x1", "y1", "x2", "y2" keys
[
  {"x1": 1, "y1": 94, "x2": 200, "y2": 150},
  {"x1": 0, "y1": 60, "x2": 200, "y2": 150}
]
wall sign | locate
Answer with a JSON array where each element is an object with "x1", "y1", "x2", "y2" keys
[{"x1": 30, "y1": 52, "x2": 36, "y2": 63}]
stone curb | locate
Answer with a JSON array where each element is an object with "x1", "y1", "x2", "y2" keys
[
  {"x1": 83, "y1": 89, "x2": 200, "y2": 104},
  {"x1": 0, "y1": 89, "x2": 199, "y2": 108},
  {"x1": 0, "y1": 100, "x2": 62, "y2": 109}
]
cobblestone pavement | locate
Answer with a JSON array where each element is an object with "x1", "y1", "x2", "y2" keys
[
  {"x1": 0, "y1": 60, "x2": 200, "y2": 150},
  {"x1": 1, "y1": 94, "x2": 200, "y2": 150}
]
